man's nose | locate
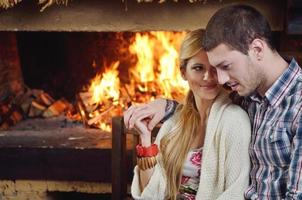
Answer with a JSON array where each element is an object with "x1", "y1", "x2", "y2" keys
[{"x1": 216, "y1": 69, "x2": 229, "y2": 85}]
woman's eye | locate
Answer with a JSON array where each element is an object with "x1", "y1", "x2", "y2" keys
[{"x1": 193, "y1": 65, "x2": 203, "y2": 71}]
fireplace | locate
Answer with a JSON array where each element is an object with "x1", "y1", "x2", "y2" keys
[{"x1": 0, "y1": 1, "x2": 286, "y2": 200}]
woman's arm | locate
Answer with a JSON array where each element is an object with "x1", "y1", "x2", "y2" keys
[
  {"x1": 133, "y1": 118, "x2": 155, "y2": 191},
  {"x1": 131, "y1": 117, "x2": 173, "y2": 199}
]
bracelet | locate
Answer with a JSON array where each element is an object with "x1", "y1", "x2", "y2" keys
[
  {"x1": 137, "y1": 156, "x2": 157, "y2": 171},
  {"x1": 136, "y1": 144, "x2": 158, "y2": 157}
]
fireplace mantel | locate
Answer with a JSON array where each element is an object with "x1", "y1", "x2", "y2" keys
[{"x1": 0, "y1": 0, "x2": 285, "y2": 32}]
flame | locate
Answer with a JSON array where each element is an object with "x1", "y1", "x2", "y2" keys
[
  {"x1": 80, "y1": 31, "x2": 189, "y2": 132},
  {"x1": 129, "y1": 33, "x2": 155, "y2": 83},
  {"x1": 88, "y1": 61, "x2": 120, "y2": 105},
  {"x1": 152, "y1": 32, "x2": 188, "y2": 99},
  {"x1": 128, "y1": 31, "x2": 188, "y2": 100}
]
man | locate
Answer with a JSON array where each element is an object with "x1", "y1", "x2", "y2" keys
[{"x1": 124, "y1": 5, "x2": 302, "y2": 199}]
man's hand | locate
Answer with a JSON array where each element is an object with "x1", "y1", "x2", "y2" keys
[{"x1": 124, "y1": 98, "x2": 167, "y2": 131}]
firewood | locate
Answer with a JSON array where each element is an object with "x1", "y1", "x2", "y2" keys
[
  {"x1": 31, "y1": 100, "x2": 47, "y2": 111},
  {"x1": 31, "y1": 89, "x2": 44, "y2": 99},
  {"x1": 13, "y1": 88, "x2": 33, "y2": 114},
  {"x1": 42, "y1": 99, "x2": 69, "y2": 118},
  {"x1": 28, "y1": 104, "x2": 43, "y2": 117},
  {"x1": 76, "y1": 94, "x2": 89, "y2": 127},
  {"x1": 20, "y1": 97, "x2": 34, "y2": 115},
  {"x1": 0, "y1": 104, "x2": 23, "y2": 127},
  {"x1": 87, "y1": 105, "x2": 114, "y2": 125},
  {"x1": 40, "y1": 92, "x2": 55, "y2": 106},
  {"x1": 11, "y1": 110, "x2": 22, "y2": 122},
  {"x1": 79, "y1": 92, "x2": 93, "y2": 102},
  {"x1": 78, "y1": 92, "x2": 101, "y2": 112}
]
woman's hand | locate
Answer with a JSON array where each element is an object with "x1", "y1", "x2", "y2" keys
[
  {"x1": 124, "y1": 98, "x2": 167, "y2": 131},
  {"x1": 134, "y1": 117, "x2": 152, "y2": 147}
]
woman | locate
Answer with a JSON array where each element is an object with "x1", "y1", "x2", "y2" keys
[{"x1": 130, "y1": 29, "x2": 251, "y2": 200}]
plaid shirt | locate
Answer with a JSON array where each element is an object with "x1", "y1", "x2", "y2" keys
[
  {"x1": 234, "y1": 58, "x2": 302, "y2": 200},
  {"x1": 164, "y1": 58, "x2": 302, "y2": 199}
]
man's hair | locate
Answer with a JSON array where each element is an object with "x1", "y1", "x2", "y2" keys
[{"x1": 202, "y1": 4, "x2": 275, "y2": 54}]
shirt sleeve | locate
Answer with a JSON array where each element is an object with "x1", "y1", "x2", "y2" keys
[
  {"x1": 160, "y1": 99, "x2": 178, "y2": 123},
  {"x1": 286, "y1": 109, "x2": 302, "y2": 199}
]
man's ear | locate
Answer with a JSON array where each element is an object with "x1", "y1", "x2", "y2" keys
[{"x1": 249, "y1": 38, "x2": 265, "y2": 61}]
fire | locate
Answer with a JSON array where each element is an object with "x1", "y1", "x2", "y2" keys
[
  {"x1": 129, "y1": 34, "x2": 155, "y2": 83},
  {"x1": 88, "y1": 61, "x2": 120, "y2": 105},
  {"x1": 78, "y1": 31, "x2": 188, "y2": 132},
  {"x1": 127, "y1": 31, "x2": 188, "y2": 102},
  {"x1": 152, "y1": 32, "x2": 188, "y2": 99}
]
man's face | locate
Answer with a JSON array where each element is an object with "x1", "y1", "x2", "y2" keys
[{"x1": 207, "y1": 44, "x2": 262, "y2": 97}]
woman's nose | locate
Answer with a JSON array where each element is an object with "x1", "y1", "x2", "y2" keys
[{"x1": 203, "y1": 69, "x2": 215, "y2": 81}]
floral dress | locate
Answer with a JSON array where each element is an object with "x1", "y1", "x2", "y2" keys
[{"x1": 177, "y1": 147, "x2": 203, "y2": 200}]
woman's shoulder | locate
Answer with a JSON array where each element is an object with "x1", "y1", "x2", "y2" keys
[
  {"x1": 223, "y1": 103, "x2": 249, "y2": 119},
  {"x1": 220, "y1": 103, "x2": 251, "y2": 138}
]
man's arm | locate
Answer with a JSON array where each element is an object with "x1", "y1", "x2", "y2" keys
[
  {"x1": 124, "y1": 98, "x2": 178, "y2": 131},
  {"x1": 286, "y1": 110, "x2": 302, "y2": 199}
]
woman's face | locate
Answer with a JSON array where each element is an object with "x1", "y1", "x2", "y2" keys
[{"x1": 183, "y1": 50, "x2": 222, "y2": 100}]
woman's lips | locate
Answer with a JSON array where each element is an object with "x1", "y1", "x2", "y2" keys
[{"x1": 200, "y1": 84, "x2": 218, "y2": 90}]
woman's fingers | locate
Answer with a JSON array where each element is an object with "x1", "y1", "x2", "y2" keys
[
  {"x1": 124, "y1": 105, "x2": 153, "y2": 129},
  {"x1": 123, "y1": 105, "x2": 137, "y2": 129},
  {"x1": 134, "y1": 118, "x2": 150, "y2": 136},
  {"x1": 124, "y1": 98, "x2": 167, "y2": 130}
]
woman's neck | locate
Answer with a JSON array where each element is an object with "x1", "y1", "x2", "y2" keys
[
  {"x1": 190, "y1": 97, "x2": 215, "y2": 149},
  {"x1": 196, "y1": 98, "x2": 214, "y2": 122}
]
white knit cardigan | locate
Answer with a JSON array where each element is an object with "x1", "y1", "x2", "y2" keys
[{"x1": 131, "y1": 92, "x2": 251, "y2": 200}]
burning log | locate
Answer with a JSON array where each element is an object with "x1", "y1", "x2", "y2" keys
[
  {"x1": 87, "y1": 105, "x2": 114, "y2": 126},
  {"x1": 76, "y1": 93, "x2": 89, "y2": 127}
]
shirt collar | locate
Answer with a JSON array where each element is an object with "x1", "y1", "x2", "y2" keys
[{"x1": 263, "y1": 58, "x2": 301, "y2": 107}]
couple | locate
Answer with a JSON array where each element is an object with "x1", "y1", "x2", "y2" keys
[{"x1": 125, "y1": 4, "x2": 302, "y2": 200}]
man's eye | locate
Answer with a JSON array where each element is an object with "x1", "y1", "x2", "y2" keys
[{"x1": 222, "y1": 64, "x2": 230, "y2": 70}]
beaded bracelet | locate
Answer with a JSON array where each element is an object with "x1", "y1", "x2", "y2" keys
[
  {"x1": 136, "y1": 144, "x2": 158, "y2": 170},
  {"x1": 136, "y1": 144, "x2": 158, "y2": 157},
  {"x1": 137, "y1": 156, "x2": 157, "y2": 171}
]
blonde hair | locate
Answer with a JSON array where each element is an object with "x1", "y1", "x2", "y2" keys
[{"x1": 160, "y1": 29, "x2": 204, "y2": 200}]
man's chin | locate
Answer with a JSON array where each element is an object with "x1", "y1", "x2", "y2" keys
[{"x1": 236, "y1": 89, "x2": 253, "y2": 97}]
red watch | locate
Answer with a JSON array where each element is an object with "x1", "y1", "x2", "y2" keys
[{"x1": 136, "y1": 144, "x2": 159, "y2": 157}]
